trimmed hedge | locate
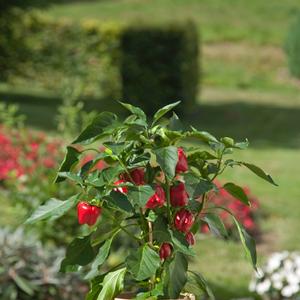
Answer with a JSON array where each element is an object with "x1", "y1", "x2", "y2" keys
[
  {"x1": 285, "y1": 14, "x2": 300, "y2": 78},
  {"x1": 121, "y1": 22, "x2": 199, "y2": 115},
  {"x1": 1, "y1": 12, "x2": 199, "y2": 115}
]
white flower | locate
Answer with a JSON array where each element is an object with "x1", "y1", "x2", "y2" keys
[
  {"x1": 256, "y1": 279, "x2": 271, "y2": 295},
  {"x1": 266, "y1": 256, "x2": 281, "y2": 273},
  {"x1": 284, "y1": 259, "x2": 294, "y2": 271},
  {"x1": 249, "y1": 251, "x2": 300, "y2": 297},
  {"x1": 273, "y1": 280, "x2": 283, "y2": 290},
  {"x1": 281, "y1": 285, "x2": 299, "y2": 298},
  {"x1": 286, "y1": 272, "x2": 300, "y2": 285}
]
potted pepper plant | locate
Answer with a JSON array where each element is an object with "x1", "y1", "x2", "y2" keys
[{"x1": 26, "y1": 101, "x2": 277, "y2": 299}]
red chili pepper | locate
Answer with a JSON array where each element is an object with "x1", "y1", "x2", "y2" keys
[
  {"x1": 77, "y1": 202, "x2": 101, "y2": 226},
  {"x1": 170, "y1": 182, "x2": 189, "y2": 207},
  {"x1": 175, "y1": 147, "x2": 188, "y2": 173},
  {"x1": 159, "y1": 243, "x2": 172, "y2": 260},
  {"x1": 145, "y1": 185, "x2": 166, "y2": 209},
  {"x1": 113, "y1": 179, "x2": 128, "y2": 194},
  {"x1": 121, "y1": 168, "x2": 145, "y2": 185},
  {"x1": 185, "y1": 232, "x2": 195, "y2": 246},
  {"x1": 174, "y1": 209, "x2": 194, "y2": 233}
]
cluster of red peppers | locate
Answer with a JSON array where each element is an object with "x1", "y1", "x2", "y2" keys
[{"x1": 76, "y1": 147, "x2": 196, "y2": 261}]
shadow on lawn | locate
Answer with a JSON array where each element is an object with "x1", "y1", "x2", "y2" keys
[{"x1": 189, "y1": 101, "x2": 300, "y2": 148}]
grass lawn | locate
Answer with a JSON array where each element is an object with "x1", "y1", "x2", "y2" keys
[{"x1": 47, "y1": 0, "x2": 300, "y2": 45}]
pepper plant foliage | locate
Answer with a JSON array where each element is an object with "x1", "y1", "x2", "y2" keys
[{"x1": 26, "y1": 101, "x2": 277, "y2": 299}]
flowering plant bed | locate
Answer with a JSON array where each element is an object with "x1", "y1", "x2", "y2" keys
[
  {"x1": 249, "y1": 251, "x2": 300, "y2": 299},
  {"x1": 201, "y1": 180, "x2": 260, "y2": 238},
  {"x1": 0, "y1": 126, "x2": 62, "y2": 182},
  {"x1": 26, "y1": 102, "x2": 276, "y2": 299}
]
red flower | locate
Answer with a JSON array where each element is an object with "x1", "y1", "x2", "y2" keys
[
  {"x1": 170, "y1": 182, "x2": 189, "y2": 207},
  {"x1": 145, "y1": 185, "x2": 166, "y2": 209},
  {"x1": 77, "y1": 202, "x2": 101, "y2": 226},
  {"x1": 113, "y1": 179, "x2": 128, "y2": 194},
  {"x1": 174, "y1": 209, "x2": 194, "y2": 233},
  {"x1": 43, "y1": 158, "x2": 56, "y2": 168},
  {"x1": 159, "y1": 243, "x2": 172, "y2": 260},
  {"x1": 175, "y1": 148, "x2": 188, "y2": 173},
  {"x1": 185, "y1": 232, "x2": 195, "y2": 246}
]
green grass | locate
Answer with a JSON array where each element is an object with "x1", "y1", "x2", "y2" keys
[{"x1": 46, "y1": 0, "x2": 300, "y2": 45}]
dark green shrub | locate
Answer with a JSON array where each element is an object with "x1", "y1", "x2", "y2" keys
[
  {"x1": 1, "y1": 13, "x2": 199, "y2": 116},
  {"x1": 285, "y1": 13, "x2": 300, "y2": 78},
  {"x1": 0, "y1": 9, "x2": 30, "y2": 81},
  {"x1": 120, "y1": 21, "x2": 199, "y2": 116}
]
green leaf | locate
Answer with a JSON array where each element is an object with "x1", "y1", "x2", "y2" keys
[
  {"x1": 204, "y1": 214, "x2": 228, "y2": 238},
  {"x1": 103, "y1": 142, "x2": 126, "y2": 156},
  {"x1": 241, "y1": 162, "x2": 278, "y2": 186},
  {"x1": 153, "y1": 216, "x2": 172, "y2": 243},
  {"x1": 25, "y1": 194, "x2": 80, "y2": 224},
  {"x1": 155, "y1": 146, "x2": 178, "y2": 180},
  {"x1": 188, "y1": 150, "x2": 217, "y2": 161},
  {"x1": 168, "y1": 112, "x2": 184, "y2": 131},
  {"x1": 119, "y1": 101, "x2": 147, "y2": 122},
  {"x1": 233, "y1": 218, "x2": 257, "y2": 269},
  {"x1": 164, "y1": 252, "x2": 188, "y2": 299},
  {"x1": 86, "y1": 277, "x2": 103, "y2": 300},
  {"x1": 72, "y1": 112, "x2": 118, "y2": 144},
  {"x1": 85, "y1": 231, "x2": 120, "y2": 280},
  {"x1": 169, "y1": 230, "x2": 195, "y2": 256},
  {"x1": 152, "y1": 101, "x2": 181, "y2": 126},
  {"x1": 189, "y1": 128, "x2": 218, "y2": 143},
  {"x1": 127, "y1": 185, "x2": 155, "y2": 207},
  {"x1": 105, "y1": 191, "x2": 133, "y2": 213},
  {"x1": 193, "y1": 180, "x2": 215, "y2": 198},
  {"x1": 223, "y1": 182, "x2": 250, "y2": 206},
  {"x1": 126, "y1": 244, "x2": 160, "y2": 281},
  {"x1": 187, "y1": 270, "x2": 215, "y2": 300},
  {"x1": 97, "y1": 268, "x2": 127, "y2": 300},
  {"x1": 234, "y1": 139, "x2": 249, "y2": 149},
  {"x1": 87, "y1": 165, "x2": 124, "y2": 188},
  {"x1": 60, "y1": 234, "x2": 95, "y2": 272},
  {"x1": 57, "y1": 172, "x2": 83, "y2": 185},
  {"x1": 55, "y1": 146, "x2": 81, "y2": 183},
  {"x1": 12, "y1": 274, "x2": 35, "y2": 296}
]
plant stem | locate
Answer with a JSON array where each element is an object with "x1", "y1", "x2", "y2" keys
[
  {"x1": 165, "y1": 177, "x2": 172, "y2": 224},
  {"x1": 148, "y1": 220, "x2": 156, "y2": 290}
]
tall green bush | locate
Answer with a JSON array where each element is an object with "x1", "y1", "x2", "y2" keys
[
  {"x1": 121, "y1": 21, "x2": 199, "y2": 116},
  {"x1": 285, "y1": 14, "x2": 300, "y2": 78},
  {"x1": 1, "y1": 13, "x2": 199, "y2": 116}
]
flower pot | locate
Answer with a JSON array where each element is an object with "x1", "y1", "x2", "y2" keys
[{"x1": 115, "y1": 292, "x2": 195, "y2": 300}]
